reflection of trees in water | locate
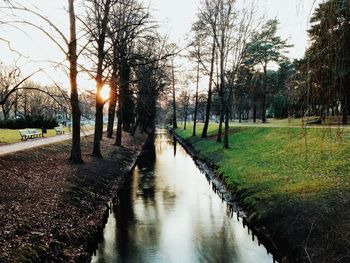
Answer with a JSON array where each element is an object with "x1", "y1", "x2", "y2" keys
[
  {"x1": 137, "y1": 136, "x2": 157, "y2": 199},
  {"x1": 115, "y1": 181, "x2": 134, "y2": 261},
  {"x1": 173, "y1": 135, "x2": 177, "y2": 156},
  {"x1": 114, "y1": 136, "x2": 160, "y2": 261},
  {"x1": 137, "y1": 134, "x2": 156, "y2": 170}
]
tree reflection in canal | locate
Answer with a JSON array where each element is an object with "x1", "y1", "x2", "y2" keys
[{"x1": 92, "y1": 130, "x2": 274, "y2": 263}]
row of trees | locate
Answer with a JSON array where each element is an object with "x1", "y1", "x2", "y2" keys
[
  {"x1": 0, "y1": 64, "x2": 69, "y2": 121},
  {"x1": 179, "y1": 0, "x2": 290, "y2": 148},
  {"x1": 173, "y1": 0, "x2": 349, "y2": 149},
  {"x1": 1, "y1": 0, "x2": 174, "y2": 162}
]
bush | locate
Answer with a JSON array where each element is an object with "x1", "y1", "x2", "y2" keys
[{"x1": 0, "y1": 115, "x2": 58, "y2": 129}]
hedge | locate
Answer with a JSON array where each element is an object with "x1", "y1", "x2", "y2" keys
[{"x1": 0, "y1": 115, "x2": 58, "y2": 129}]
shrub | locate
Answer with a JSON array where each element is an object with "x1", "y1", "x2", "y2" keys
[{"x1": 0, "y1": 115, "x2": 58, "y2": 129}]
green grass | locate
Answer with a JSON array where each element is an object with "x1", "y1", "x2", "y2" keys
[
  {"x1": 0, "y1": 125, "x2": 98, "y2": 145},
  {"x1": 0, "y1": 125, "x2": 97, "y2": 144},
  {"x1": 0, "y1": 128, "x2": 59, "y2": 144},
  {"x1": 0, "y1": 126, "x2": 78, "y2": 144},
  {"x1": 178, "y1": 123, "x2": 350, "y2": 198},
  {"x1": 176, "y1": 122, "x2": 350, "y2": 261},
  {"x1": 176, "y1": 123, "x2": 219, "y2": 138}
]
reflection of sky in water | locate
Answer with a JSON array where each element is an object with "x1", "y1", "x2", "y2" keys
[{"x1": 92, "y1": 131, "x2": 274, "y2": 263}]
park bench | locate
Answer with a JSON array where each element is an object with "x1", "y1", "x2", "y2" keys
[
  {"x1": 54, "y1": 126, "x2": 65, "y2": 135},
  {"x1": 19, "y1": 129, "x2": 43, "y2": 140}
]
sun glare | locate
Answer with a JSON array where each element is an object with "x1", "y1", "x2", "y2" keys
[{"x1": 100, "y1": 85, "x2": 110, "y2": 101}]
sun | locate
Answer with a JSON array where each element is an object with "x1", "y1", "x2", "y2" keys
[{"x1": 100, "y1": 85, "x2": 110, "y2": 101}]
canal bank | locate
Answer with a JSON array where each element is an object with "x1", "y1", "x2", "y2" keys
[
  {"x1": 170, "y1": 130, "x2": 283, "y2": 263},
  {"x1": 0, "y1": 131, "x2": 149, "y2": 262},
  {"x1": 173, "y1": 125, "x2": 350, "y2": 263},
  {"x1": 91, "y1": 130, "x2": 275, "y2": 263}
]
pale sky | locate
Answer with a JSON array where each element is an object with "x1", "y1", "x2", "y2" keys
[
  {"x1": 0, "y1": 0, "x2": 323, "y2": 90},
  {"x1": 149, "y1": 0, "x2": 323, "y2": 58}
]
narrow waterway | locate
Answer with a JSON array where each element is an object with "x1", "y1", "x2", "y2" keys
[{"x1": 91, "y1": 130, "x2": 274, "y2": 263}]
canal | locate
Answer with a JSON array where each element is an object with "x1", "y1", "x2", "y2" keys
[{"x1": 91, "y1": 130, "x2": 274, "y2": 263}]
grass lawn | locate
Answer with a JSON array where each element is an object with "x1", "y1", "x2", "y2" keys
[
  {"x1": 176, "y1": 122, "x2": 350, "y2": 262},
  {"x1": 0, "y1": 128, "x2": 60, "y2": 144},
  {"x1": 0, "y1": 125, "x2": 98, "y2": 145}
]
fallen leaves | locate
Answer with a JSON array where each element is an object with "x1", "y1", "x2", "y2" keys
[{"x1": 0, "y1": 131, "x2": 147, "y2": 262}]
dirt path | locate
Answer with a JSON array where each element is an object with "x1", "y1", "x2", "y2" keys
[{"x1": 0, "y1": 130, "x2": 94, "y2": 156}]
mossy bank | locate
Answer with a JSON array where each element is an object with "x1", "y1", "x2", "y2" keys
[{"x1": 175, "y1": 123, "x2": 350, "y2": 263}]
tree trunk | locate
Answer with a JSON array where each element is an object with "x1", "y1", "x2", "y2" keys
[
  {"x1": 172, "y1": 61, "x2": 177, "y2": 129},
  {"x1": 115, "y1": 69, "x2": 127, "y2": 146},
  {"x1": 92, "y1": 79, "x2": 104, "y2": 157},
  {"x1": 115, "y1": 98, "x2": 123, "y2": 146},
  {"x1": 217, "y1": 112, "x2": 224, "y2": 142},
  {"x1": 202, "y1": 37, "x2": 216, "y2": 138},
  {"x1": 192, "y1": 56, "x2": 200, "y2": 137},
  {"x1": 261, "y1": 66, "x2": 268, "y2": 123},
  {"x1": 13, "y1": 91, "x2": 18, "y2": 118},
  {"x1": 217, "y1": 46, "x2": 225, "y2": 143},
  {"x1": 261, "y1": 94, "x2": 267, "y2": 123},
  {"x1": 223, "y1": 111, "x2": 230, "y2": 148},
  {"x1": 92, "y1": 0, "x2": 111, "y2": 157},
  {"x1": 342, "y1": 90, "x2": 349, "y2": 125},
  {"x1": 253, "y1": 102, "x2": 257, "y2": 123},
  {"x1": 1, "y1": 105, "x2": 8, "y2": 121},
  {"x1": 68, "y1": 0, "x2": 82, "y2": 163},
  {"x1": 107, "y1": 75, "x2": 117, "y2": 138},
  {"x1": 223, "y1": 85, "x2": 233, "y2": 149}
]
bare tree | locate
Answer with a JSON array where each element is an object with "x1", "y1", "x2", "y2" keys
[
  {"x1": 188, "y1": 31, "x2": 204, "y2": 136},
  {"x1": 83, "y1": 0, "x2": 114, "y2": 157},
  {"x1": 1, "y1": 0, "x2": 83, "y2": 163},
  {"x1": 223, "y1": 2, "x2": 258, "y2": 148},
  {"x1": 68, "y1": 0, "x2": 82, "y2": 163},
  {"x1": 195, "y1": 1, "x2": 219, "y2": 138},
  {"x1": 178, "y1": 84, "x2": 191, "y2": 130},
  {"x1": 171, "y1": 58, "x2": 178, "y2": 129},
  {"x1": 213, "y1": 0, "x2": 236, "y2": 143},
  {"x1": 106, "y1": 0, "x2": 151, "y2": 145}
]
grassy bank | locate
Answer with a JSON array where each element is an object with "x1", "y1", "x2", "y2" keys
[{"x1": 176, "y1": 123, "x2": 350, "y2": 262}]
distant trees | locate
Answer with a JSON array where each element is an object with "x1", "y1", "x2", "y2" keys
[
  {"x1": 190, "y1": 0, "x2": 259, "y2": 148},
  {"x1": 133, "y1": 35, "x2": 172, "y2": 133},
  {"x1": 243, "y1": 19, "x2": 291, "y2": 123},
  {"x1": 178, "y1": 85, "x2": 191, "y2": 130},
  {"x1": 171, "y1": 57, "x2": 178, "y2": 129},
  {"x1": 306, "y1": 0, "x2": 350, "y2": 124},
  {"x1": 0, "y1": 65, "x2": 22, "y2": 120},
  {"x1": 0, "y1": 64, "x2": 42, "y2": 118}
]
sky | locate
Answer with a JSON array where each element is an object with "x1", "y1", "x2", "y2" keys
[
  {"x1": 0, "y1": 0, "x2": 323, "y2": 90},
  {"x1": 148, "y1": 0, "x2": 323, "y2": 58}
]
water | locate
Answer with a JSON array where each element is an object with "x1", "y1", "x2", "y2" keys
[{"x1": 91, "y1": 130, "x2": 274, "y2": 263}]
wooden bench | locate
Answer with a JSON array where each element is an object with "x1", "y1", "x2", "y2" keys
[
  {"x1": 54, "y1": 127, "x2": 65, "y2": 135},
  {"x1": 19, "y1": 129, "x2": 43, "y2": 140}
]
